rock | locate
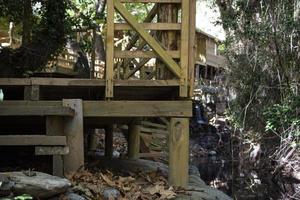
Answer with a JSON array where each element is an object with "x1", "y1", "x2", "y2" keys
[
  {"x1": 65, "y1": 192, "x2": 86, "y2": 200},
  {"x1": 0, "y1": 172, "x2": 71, "y2": 199},
  {"x1": 176, "y1": 165, "x2": 232, "y2": 200},
  {"x1": 0, "y1": 174, "x2": 14, "y2": 197},
  {"x1": 103, "y1": 187, "x2": 121, "y2": 200}
]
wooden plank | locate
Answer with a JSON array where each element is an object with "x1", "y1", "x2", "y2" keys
[
  {"x1": 168, "y1": 118, "x2": 189, "y2": 187},
  {"x1": 63, "y1": 99, "x2": 84, "y2": 176},
  {"x1": 188, "y1": 0, "x2": 196, "y2": 97},
  {"x1": 0, "y1": 135, "x2": 67, "y2": 146},
  {"x1": 106, "y1": 0, "x2": 115, "y2": 98},
  {"x1": 120, "y1": 0, "x2": 181, "y2": 3},
  {"x1": 115, "y1": 50, "x2": 180, "y2": 58},
  {"x1": 35, "y1": 146, "x2": 69, "y2": 155},
  {"x1": 128, "y1": 119, "x2": 141, "y2": 159},
  {"x1": 141, "y1": 127, "x2": 168, "y2": 135},
  {"x1": 0, "y1": 105, "x2": 74, "y2": 116},
  {"x1": 114, "y1": 0, "x2": 181, "y2": 78},
  {"x1": 141, "y1": 121, "x2": 167, "y2": 129},
  {"x1": 0, "y1": 78, "x2": 31, "y2": 86},
  {"x1": 0, "y1": 78, "x2": 179, "y2": 87},
  {"x1": 115, "y1": 23, "x2": 181, "y2": 30},
  {"x1": 83, "y1": 101, "x2": 192, "y2": 117},
  {"x1": 179, "y1": 0, "x2": 190, "y2": 97}
]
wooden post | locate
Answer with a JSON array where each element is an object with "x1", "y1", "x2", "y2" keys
[
  {"x1": 179, "y1": 0, "x2": 190, "y2": 97},
  {"x1": 46, "y1": 116, "x2": 64, "y2": 177},
  {"x1": 24, "y1": 85, "x2": 40, "y2": 100},
  {"x1": 169, "y1": 118, "x2": 189, "y2": 187},
  {"x1": 105, "y1": 0, "x2": 115, "y2": 98},
  {"x1": 128, "y1": 119, "x2": 141, "y2": 159},
  {"x1": 188, "y1": 0, "x2": 196, "y2": 97},
  {"x1": 105, "y1": 125, "x2": 114, "y2": 158},
  {"x1": 63, "y1": 99, "x2": 84, "y2": 176}
]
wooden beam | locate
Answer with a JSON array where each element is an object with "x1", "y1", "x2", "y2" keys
[
  {"x1": 115, "y1": 50, "x2": 180, "y2": 59},
  {"x1": 35, "y1": 146, "x2": 69, "y2": 155},
  {"x1": 0, "y1": 78, "x2": 180, "y2": 87},
  {"x1": 0, "y1": 135, "x2": 67, "y2": 146},
  {"x1": 114, "y1": 0, "x2": 181, "y2": 78},
  {"x1": 168, "y1": 118, "x2": 189, "y2": 187},
  {"x1": 115, "y1": 23, "x2": 181, "y2": 31},
  {"x1": 128, "y1": 119, "x2": 141, "y2": 159},
  {"x1": 106, "y1": 0, "x2": 115, "y2": 98},
  {"x1": 63, "y1": 99, "x2": 84, "y2": 176},
  {"x1": 179, "y1": 0, "x2": 190, "y2": 97},
  {"x1": 0, "y1": 105, "x2": 74, "y2": 116},
  {"x1": 83, "y1": 101, "x2": 192, "y2": 117}
]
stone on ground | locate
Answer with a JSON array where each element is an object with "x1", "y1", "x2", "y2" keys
[{"x1": 0, "y1": 172, "x2": 71, "y2": 199}]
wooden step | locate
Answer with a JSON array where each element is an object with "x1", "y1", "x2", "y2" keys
[
  {"x1": 0, "y1": 135, "x2": 67, "y2": 146},
  {"x1": 0, "y1": 102, "x2": 74, "y2": 116}
]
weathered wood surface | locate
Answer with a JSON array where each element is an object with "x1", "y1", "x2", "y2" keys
[
  {"x1": 0, "y1": 105, "x2": 74, "y2": 116},
  {"x1": 105, "y1": 0, "x2": 114, "y2": 98},
  {"x1": 35, "y1": 146, "x2": 69, "y2": 155},
  {"x1": 63, "y1": 99, "x2": 84, "y2": 176},
  {"x1": 128, "y1": 119, "x2": 141, "y2": 159},
  {"x1": 115, "y1": 23, "x2": 181, "y2": 31},
  {"x1": 179, "y1": 0, "x2": 190, "y2": 97},
  {"x1": 114, "y1": 0, "x2": 181, "y2": 78},
  {"x1": 0, "y1": 100, "x2": 192, "y2": 117},
  {"x1": 83, "y1": 101, "x2": 192, "y2": 117},
  {"x1": 0, "y1": 135, "x2": 67, "y2": 146},
  {"x1": 46, "y1": 116, "x2": 65, "y2": 177},
  {"x1": 115, "y1": 50, "x2": 180, "y2": 59},
  {"x1": 0, "y1": 78, "x2": 180, "y2": 87},
  {"x1": 169, "y1": 118, "x2": 189, "y2": 187}
]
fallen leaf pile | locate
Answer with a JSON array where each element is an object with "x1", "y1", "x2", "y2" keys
[{"x1": 69, "y1": 168, "x2": 181, "y2": 200}]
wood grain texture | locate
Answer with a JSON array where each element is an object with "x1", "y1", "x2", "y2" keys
[
  {"x1": 168, "y1": 118, "x2": 189, "y2": 187},
  {"x1": 0, "y1": 135, "x2": 67, "y2": 146}
]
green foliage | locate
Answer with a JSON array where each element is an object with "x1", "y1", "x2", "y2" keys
[
  {"x1": 14, "y1": 194, "x2": 33, "y2": 200},
  {"x1": 264, "y1": 95, "x2": 300, "y2": 133},
  {"x1": 216, "y1": 0, "x2": 300, "y2": 132}
]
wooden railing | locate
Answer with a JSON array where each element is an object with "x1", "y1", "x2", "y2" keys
[{"x1": 105, "y1": 0, "x2": 196, "y2": 98}]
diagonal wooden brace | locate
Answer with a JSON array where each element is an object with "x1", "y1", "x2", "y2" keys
[{"x1": 114, "y1": 0, "x2": 181, "y2": 78}]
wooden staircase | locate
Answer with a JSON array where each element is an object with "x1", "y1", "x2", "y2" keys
[{"x1": 0, "y1": 101, "x2": 76, "y2": 176}]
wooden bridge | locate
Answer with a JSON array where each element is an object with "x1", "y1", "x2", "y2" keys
[{"x1": 0, "y1": 0, "x2": 196, "y2": 187}]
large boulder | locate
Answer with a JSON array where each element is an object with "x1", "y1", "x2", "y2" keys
[{"x1": 0, "y1": 172, "x2": 71, "y2": 199}]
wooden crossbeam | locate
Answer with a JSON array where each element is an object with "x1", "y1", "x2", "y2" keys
[
  {"x1": 0, "y1": 135, "x2": 67, "y2": 146},
  {"x1": 115, "y1": 23, "x2": 181, "y2": 31},
  {"x1": 114, "y1": 0, "x2": 181, "y2": 78},
  {"x1": 83, "y1": 101, "x2": 192, "y2": 117},
  {"x1": 115, "y1": 50, "x2": 180, "y2": 58},
  {"x1": 0, "y1": 105, "x2": 74, "y2": 116}
]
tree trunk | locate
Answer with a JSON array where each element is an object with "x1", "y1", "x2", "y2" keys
[
  {"x1": 22, "y1": 0, "x2": 32, "y2": 46},
  {"x1": 156, "y1": 4, "x2": 179, "y2": 80}
]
